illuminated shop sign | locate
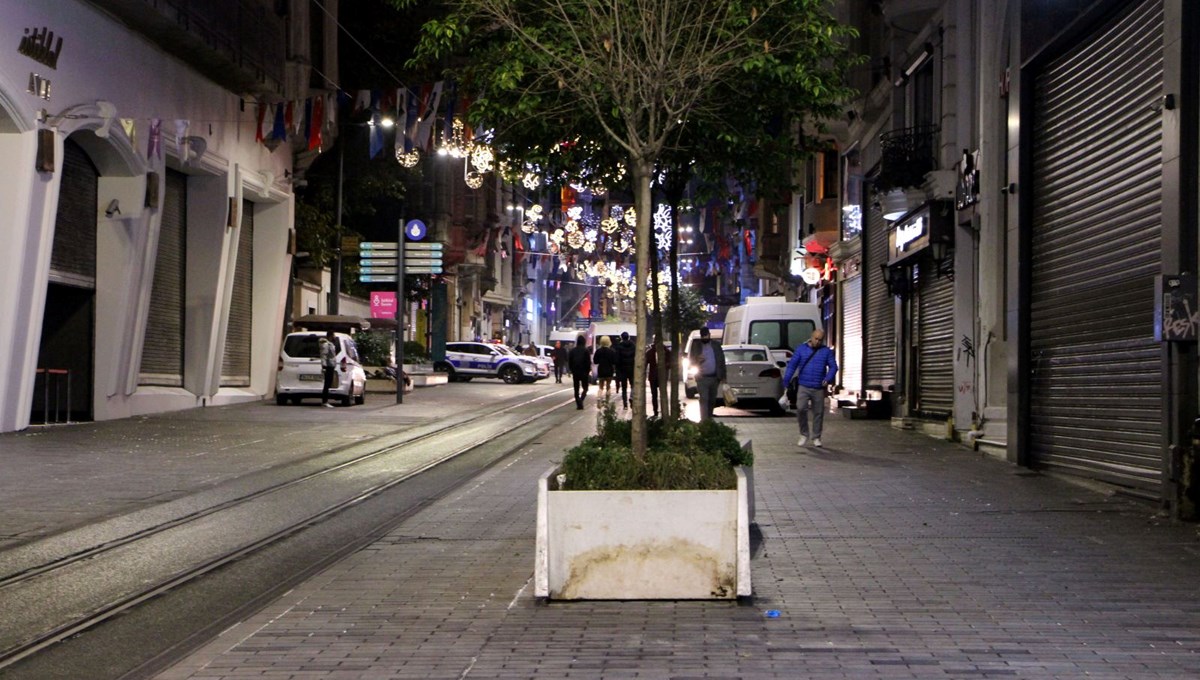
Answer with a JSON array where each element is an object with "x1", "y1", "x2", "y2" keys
[{"x1": 887, "y1": 202, "x2": 952, "y2": 265}]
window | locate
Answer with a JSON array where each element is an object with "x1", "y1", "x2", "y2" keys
[
  {"x1": 284, "y1": 334, "x2": 321, "y2": 359},
  {"x1": 748, "y1": 320, "x2": 818, "y2": 350}
]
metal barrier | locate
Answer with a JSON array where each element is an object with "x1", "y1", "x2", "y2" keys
[{"x1": 35, "y1": 368, "x2": 71, "y2": 425}]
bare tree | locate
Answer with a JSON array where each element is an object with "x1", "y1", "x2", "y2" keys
[{"x1": 403, "y1": 0, "x2": 855, "y2": 456}]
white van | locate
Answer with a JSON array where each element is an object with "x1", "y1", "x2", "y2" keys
[
  {"x1": 585, "y1": 321, "x2": 637, "y2": 348},
  {"x1": 722, "y1": 298, "x2": 823, "y2": 366}
]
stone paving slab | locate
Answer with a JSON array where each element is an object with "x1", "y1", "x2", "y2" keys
[{"x1": 156, "y1": 406, "x2": 1200, "y2": 679}]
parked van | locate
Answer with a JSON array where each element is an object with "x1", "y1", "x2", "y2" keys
[
  {"x1": 585, "y1": 321, "x2": 637, "y2": 348},
  {"x1": 722, "y1": 298, "x2": 822, "y2": 366},
  {"x1": 548, "y1": 328, "x2": 579, "y2": 344}
]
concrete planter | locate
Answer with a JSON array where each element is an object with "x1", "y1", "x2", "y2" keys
[{"x1": 535, "y1": 449, "x2": 753, "y2": 601}]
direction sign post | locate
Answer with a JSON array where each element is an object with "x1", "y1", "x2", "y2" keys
[{"x1": 395, "y1": 220, "x2": 406, "y2": 404}]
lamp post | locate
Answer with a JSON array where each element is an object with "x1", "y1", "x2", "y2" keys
[{"x1": 330, "y1": 115, "x2": 395, "y2": 316}]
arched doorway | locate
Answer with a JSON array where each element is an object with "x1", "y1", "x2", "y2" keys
[{"x1": 35, "y1": 137, "x2": 98, "y2": 422}]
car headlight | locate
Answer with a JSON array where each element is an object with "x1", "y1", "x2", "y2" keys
[{"x1": 687, "y1": 365, "x2": 699, "y2": 377}]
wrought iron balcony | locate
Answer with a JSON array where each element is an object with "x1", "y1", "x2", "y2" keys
[{"x1": 876, "y1": 124, "x2": 939, "y2": 192}]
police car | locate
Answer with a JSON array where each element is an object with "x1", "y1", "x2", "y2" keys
[{"x1": 437, "y1": 342, "x2": 541, "y2": 383}]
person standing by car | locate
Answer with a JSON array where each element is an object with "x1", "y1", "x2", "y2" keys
[
  {"x1": 551, "y1": 341, "x2": 568, "y2": 383},
  {"x1": 319, "y1": 331, "x2": 338, "y2": 408},
  {"x1": 646, "y1": 336, "x2": 670, "y2": 418},
  {"x1": 593, "y1": 335, "x2": 618, "y2": 405},
  {"x1": 614, "y1": 331, "x2": 636, "y2": 409},
  {"x1": 781, "y1": 329, "x2": 838, "y2": 448},
  {"x1": 568, "y1": 334, "x2": 593, "y2": 409},
  {"x1": 691, "y1": 327, "x2": 725, "y2": 422}
]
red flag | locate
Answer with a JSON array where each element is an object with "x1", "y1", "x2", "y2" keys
[{"x1": 308, "y1": 96, "x2": 324, "y2": 151}]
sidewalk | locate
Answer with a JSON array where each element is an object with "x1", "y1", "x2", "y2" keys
[{"x1": 156, "y1": 407, "x2": 1200, "y2": 679}]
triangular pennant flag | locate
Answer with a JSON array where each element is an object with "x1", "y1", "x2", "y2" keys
[
  {"x1": 416, "y1": 81, "x2": 443, "y2": 152},
  {"x1": 308, "y1": 96, "x2": 324, "y2": 151},
  {"x1": 285, "y1": 101, "x2": 295, "y2": 135},
  {"x1": 120, "y1": 118, "x2": 137, "y2": 148},
  {"x1": 175, "y1": 119, "x2": 190, "y2": 160},
  {"x1": 403, "y1": 87, "x2": 419, "y2": 153},
  {"x1": 147, "y1": 118, "x2": 162, "y2": 160},
  {"x1": 354, "y1": 90, "x2": 371, "y2": 113},
  {"x1": 325, "y1": 94, "x2": 336, "y2": 130},
  {"x1": 271, "y1": 103, "x2": 286, "y2": 141},
  {"x1": 255, "y1": 103, "x2": 266, "y2": 143},
  {"x1": 303, "y1": 98, "x2": 313, "y2": 146},
  {"x1": 368, "y1": 111, "x2": 384, "y2": 159}
]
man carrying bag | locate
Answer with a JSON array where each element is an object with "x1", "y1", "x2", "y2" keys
[{"x1": 781, "y1": 329, "x2": 838, "y2": 448}]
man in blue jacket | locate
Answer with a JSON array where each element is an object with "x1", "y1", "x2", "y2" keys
[{"x1": 781, "y1": 329, "x2": 838, "y2": 448}]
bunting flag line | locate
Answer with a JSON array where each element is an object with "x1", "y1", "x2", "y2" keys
[
  {"x1": 416, "y1": 81, "x2": 444, "y2": 152},
  {"x1": 285, "y1": 101, "x2": 295, "y2": 135},
  {"x1": 303, "y1": 98, "x2": 313, "y2": 147},
  {"x1": 368, "y1": 109, "x2": 384, "y2": 159},
  {"x1": 120, "y1": 118, "x2": 137, "y2": 149}
]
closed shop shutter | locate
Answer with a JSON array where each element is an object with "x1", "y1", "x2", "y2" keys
[
  {"x1": 140, "y1": 170, "x2": 186, "y2": 386},
  {"x1": 916, "y1": 263, "x2": 954, "y2": 415},
  {"x1": 221, "y1": 200, "x2": 254, "y2": 386},
  {"x1": 841, "y1": 276, "x2": 863, "y2": 393},
  {"x1": 50, "y1": 139, "x2": 98, "y2": 286},
  {"x1": 864, "y1": 205, "x2": 895, "y2": 389},
  {"x1": 1028, "y1": 0, "x2": 1163, "y2": 495}
]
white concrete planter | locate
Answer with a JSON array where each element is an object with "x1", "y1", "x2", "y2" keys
[{"x1": 535, "y1": 450, "x2": 754, "y2": 601}]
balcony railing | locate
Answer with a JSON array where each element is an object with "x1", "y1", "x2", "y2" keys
[{"x1": 876, "y1": 124, "x2": 939, "y2": 192}]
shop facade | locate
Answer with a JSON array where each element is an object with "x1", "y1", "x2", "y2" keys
[{"x1": 0, "y1": 0, "x2": 302, "y2": 432}]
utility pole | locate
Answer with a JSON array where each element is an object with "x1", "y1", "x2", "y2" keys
[{"x1": 331, "y1": 138, "x2": 344, "y2": 315}]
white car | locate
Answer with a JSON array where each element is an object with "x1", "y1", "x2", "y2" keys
[
  {"x1": 718, "y1": 343, "x2": 786, "y2": 415},
  {"x1": 275, "y1": 332, "x2": 367, "y2": 406},
  {"x1": 438, "y1": 342, "x2": 541, "y2": 383}
]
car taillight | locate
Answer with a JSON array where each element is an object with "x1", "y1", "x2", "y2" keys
[
  {"x1": 758, "y1": 368, "x2": 781, "y2": 378},
  {"x1": 277, "y1": 358, "x2": 284, "y2": 372}
]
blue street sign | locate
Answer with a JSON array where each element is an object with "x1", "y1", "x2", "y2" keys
[
  {"x1": 360, "y1": 266, "x2": 398, "y2": 275},
  {"x1": 403, "y1": 242, "x2": 443, "y2": 251},
  {"x1": 405, "y1": 219, "x2": 427, "y2": 241},
  {"x1": 359, "y1": 274, "x2": 398, "y2": 283},
  {"x1": 406, "y1": 266, "x2": 443, "y2": 274}
]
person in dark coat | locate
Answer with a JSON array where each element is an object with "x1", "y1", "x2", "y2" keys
[
  {"x1": 614, "y1": 331, "x2": 636, "y2": 409},
  {"x1": 567, "y1": 334, "x2": 593, "y2": 409},
  {"x1": 551, "y1": 341, "x2": 568, "y2": 383},
  {"x1": 690, "y1": 327, "x2": 726, "y2": 422},
  {"x1": 592, "y1": 335, "x2": 618, "y2": 405},
  {"x1": 646, "y1": 336, "x2": 671, "y2": 418}
]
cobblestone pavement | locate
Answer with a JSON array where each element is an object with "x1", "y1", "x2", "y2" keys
[{"x1": 152, "y1": 403, "x2": 1200, "y2": 680}]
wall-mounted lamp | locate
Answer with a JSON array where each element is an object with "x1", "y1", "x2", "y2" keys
[
  {"x1": 894, "y1": 42, "x2": 935, "y2": 87},
  {"x1": 880, "y1": 263, "x2": 911, "y2": 298},
  {"x1": 104, "y1": 199, "x2": 121, "y2": 218},
  {"x1": 930, "y1": 240, "x2": 948, "y2": 264}
]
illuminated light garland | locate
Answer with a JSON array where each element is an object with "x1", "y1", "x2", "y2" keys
[
  {"x1": 600, "y1": 217, "x2": 619, "y2": 234},
  {"x1": 522, "y1": 172, "x2": 541, "y2": 190},
  {"x1": 567, "y1": 206, "x2": 583, "y2": 220},
  {"x1": 527, "y1": 204, "x2": 544, "y2": 221},
  {"x1": 396, "y1": 148, "x2": 420, "y2": 167},
  {"x1": 564, "y1": 219, "x2": 580, "y2": 234},
  {"x1": 567, "y1": 231, "x2": 585, "y2": 249},
  {"x1": 624, "y1": 207, "x2": 637, "y2": 227},
  {"x1": 465, "y1": 172, "x2": 484, "y2": 189},
  {"x1": 610, "y1": 206, "x2": 624, "y2": 222}
]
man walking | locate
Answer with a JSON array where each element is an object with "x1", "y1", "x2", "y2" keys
[
  {"x1": 551, "y1": 341, "x2": 568, "y2": 383},
  {"x1": 614, "y1": 331, "x2": 636, "y2": 409},
  {"x1": 781, "y1": 329, "x2": 838, "y2": 447},
  {"x1": 691, "y1": 327, "x2": 725, "y2": 422},
  {"x1": 567, "y1": 334, "x2": 593, "y2": 409}
]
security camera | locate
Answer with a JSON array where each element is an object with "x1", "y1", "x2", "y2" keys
[{"x1": 105, "y1": 199, "x2": 121, "y2": 218}]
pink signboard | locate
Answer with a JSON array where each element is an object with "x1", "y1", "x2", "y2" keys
[{"x1": 370, "y1": 292, "x2": 398, "y2": 319}]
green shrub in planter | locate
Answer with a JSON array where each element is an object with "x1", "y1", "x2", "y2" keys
[
  {"x1": 355, "y1": 331, "x2": 393, "y2": 366},
  {"x1": 560, "y1": 404, "x2": 749, "y2": 491},
  {"x1": 403, "y1": 340, "x2": 428, "y2": 361}
]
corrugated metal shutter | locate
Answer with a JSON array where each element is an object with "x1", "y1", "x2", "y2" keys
[
  {"x1": 916, "y1": 263, "x2": 954, "y2": 415},
  {"x1": 221, "y1": 200, "x2": 254, "y2": 386},
  {"x1": 1028, "y1": 0, "x2": 1163, "y2": 495},
  {"x1": 140, "y1": 170, "x2": 186, "y2": 386},
  {"x1": 50, "y1": 139, "x2": 98, "y2": 286},
  {"x1": 841, "y1": 275, "x2": 863, "y2": 392},
  {"x1": 864, "y1": 205, "x2": 895, "y2": 388}
]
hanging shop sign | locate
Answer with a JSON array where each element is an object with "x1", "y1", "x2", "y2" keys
[{"x1": 887, "y1": 201, "x2": 953, "y2": 266}]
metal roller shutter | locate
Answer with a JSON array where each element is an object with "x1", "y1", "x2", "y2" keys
[
  {"x1": 841, "y1": 276, "x2": 863, "y2": 392},
  {"x1": 864, "y1": 206, "x2": 895, "y2": 388},
  {"x1": 1029, "y1": 0, "x2": 1163, "y2": 495},
  {"x1": 221, "y1": 200, "x2": 254, "y2": 386},
  {"x1": 916, "y1": 263, "x2": 954, "y2": 415},
  {"x1": 50, "y1": 140, "x2": 98, "y2": 286},
  {"x1": 140, "y1": 170, "x2": 186, "y2": 386}
]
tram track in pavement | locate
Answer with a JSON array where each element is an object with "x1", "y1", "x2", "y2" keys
[{"x1": 0, "y1": 388, "x2": 579, "y2": 676}]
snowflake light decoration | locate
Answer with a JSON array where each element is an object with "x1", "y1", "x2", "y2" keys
[
  {"x1": 465, "y1": 172, "x2": 484, "y2": 189},
  {"x1": 522, "y1": 172, "x2": 541, "y2": 190},
  {"x1": 470, "y1": 144, "x2": 494, "y2": 173},
  {"x1": 600, "y1": 217, "x2": 619, "y2": 234},
  {"x1": 623, "y1": 207, "x2": 637, "y2": 227},
  {"x1": 567, "y1": 206, "x2": 583, "y2": 221}
]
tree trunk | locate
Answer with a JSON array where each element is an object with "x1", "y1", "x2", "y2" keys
[
  {"x1": 648, "y1": 215, "x2": 667, "y2": 419},
  {"x1": 631, "y1": 159, "x2": 654, "y2": 458}
]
